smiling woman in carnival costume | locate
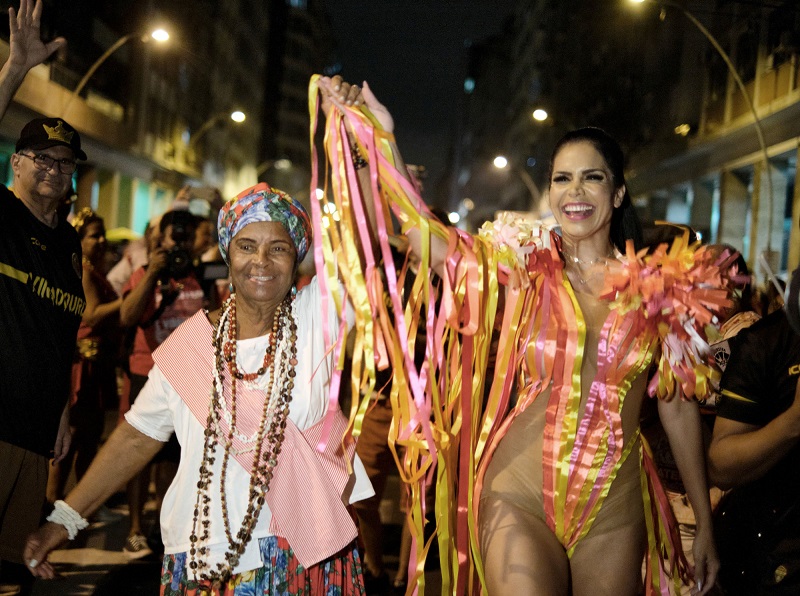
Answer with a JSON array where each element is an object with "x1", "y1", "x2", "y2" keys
[{"x1": 311, "y1": 76, "x2": 741, "y2": 595}]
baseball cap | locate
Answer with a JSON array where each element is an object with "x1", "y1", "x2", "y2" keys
[{"x1": 15, "y1": 117, "x2": 87, "y2": 160}]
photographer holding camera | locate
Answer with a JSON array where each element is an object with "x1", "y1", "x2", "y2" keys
[{"x1": 118, "y1": 209, "x2": 204, "y2": 558}]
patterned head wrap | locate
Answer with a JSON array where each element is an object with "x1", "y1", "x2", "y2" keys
[{"x1": 217, "y1": 182, "x2": 312, "y2": 264}]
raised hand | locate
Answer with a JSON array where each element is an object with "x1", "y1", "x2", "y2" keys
[
  {"x1": 8, "y1": 0, "x2": 66, "y2": 72},
  {"x1": 360, "y1": 81, "x2": 394, "y2": 135},
  {"x1": 318, "y1": 75, "x2": 362, "y2": 118},
  {"x1": 175, "y1": 184, "x2": 194, "y2": 203},
  {"x1": 318, "y1": 75, "x2": 395, "y2": 136}
]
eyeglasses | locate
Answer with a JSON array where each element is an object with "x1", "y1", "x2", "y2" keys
[{"x1": 18, "y1": 153, "x2": 77, "y2": 174}]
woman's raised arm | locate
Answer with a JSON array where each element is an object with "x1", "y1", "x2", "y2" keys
[{"x1": 317, "y1": 76, "x2": 448, "y2": 278}]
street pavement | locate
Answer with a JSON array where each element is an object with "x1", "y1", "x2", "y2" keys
[{"x1": 28, "y1": 489, "x2": 441, "y2": 595}]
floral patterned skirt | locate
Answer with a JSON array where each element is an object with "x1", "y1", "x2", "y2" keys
[{"x1": 160, "y1": 536, "x2": 365, "y2": 595}]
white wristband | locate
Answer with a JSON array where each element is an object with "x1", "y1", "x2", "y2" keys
[{"x1": 46, "y1": 500, "x2": 89, "y2": 540}]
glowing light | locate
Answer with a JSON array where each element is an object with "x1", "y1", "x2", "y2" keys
[
  {"x1": 315, "y1": 188, "x2": 325, "y2": 200},
  {"x1": 448, "y1": 212, "x2": 461, "y2": 224},
  {"x1": 532, "y1": 109, "x2": 548, "y2": 122},
  {"x1": 493, "y1": 156, "x2": 509, "y2": 169},
  {"x1": 230, "y1": 111, "x2": 246, "y2": 123},
  {"x1": 150, "y1": 29, "x2": 170, "y2": 42},
  {"x1": 323, "y1": 200, "x2": 340, "y2": 222},
  {"x1": 274, "y1": 158, "x2": 292, "y2": 170},
  {"x1": 674, "y1": 123, "x2": 691, "y2": 136}
]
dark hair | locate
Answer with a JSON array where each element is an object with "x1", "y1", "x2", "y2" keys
[
  {"x1": 641, "y1": 222, "x2": 697, "y2": 254},
  {"x1": 159, "y1": 210, "x2": 199, "y2": 234},
  {"x1": 729, "y1": 247, "x2": 753, "y2": 313},
  {"x1": 548, "y1": 127, "x2": 643, "y2": 251}
]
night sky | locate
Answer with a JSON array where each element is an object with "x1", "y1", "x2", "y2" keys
[{"x1": 324, "y1": 0, "x2": 518, "y2": 201}]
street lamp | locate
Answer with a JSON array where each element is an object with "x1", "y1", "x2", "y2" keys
[
  {"x1": 532, "y1": 108, "x2": 548, "y2": 122},
  {"x1": 493, "y1": 154, "x2": 541, "y2": 205},
  {"x1": 188, "y1": 111, "x2": 246, "y2": 151},
  {"x1": 63, "y1": 28, "x2": 170, "y2": 115},
  {"x1": 628, "y1": 0, "x2": 775, "y2": 252}
]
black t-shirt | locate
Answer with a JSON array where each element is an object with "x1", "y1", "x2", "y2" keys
[
  {"x1": 0, "y1": 186, "x2": 84, "y2": 456},
  {"x1": 718, "y1": 308, "x2": 800, "y2": 506}
]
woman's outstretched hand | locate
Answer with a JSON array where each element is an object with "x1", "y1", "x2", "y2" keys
[
  {"x1": 318, "y1": 76, "x2": 394, "y2": 135},
  {"x1": 23, "y1": 522, "x2": 68, "y2": 579},
  {"x1": 691, "y1": 524, "x2": 720, "y2": 596}
]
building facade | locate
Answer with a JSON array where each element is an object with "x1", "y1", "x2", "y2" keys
[
  {"x1": 628, "y1": 0, "x2": 800, "y2": 280},
  {"x1": 456, "y1": 0, "x2": 800, "y2": 282},
  {"x1": 0, "y1": 0, "x2": 333, "y2": 235}
]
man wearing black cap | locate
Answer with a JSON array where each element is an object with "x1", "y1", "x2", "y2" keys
[{"x1": 0, "y1": 0, "x2": 87, "y2": 592}]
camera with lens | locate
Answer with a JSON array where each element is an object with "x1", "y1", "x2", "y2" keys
[
  {"x1": 159, "y1": 211, "x2": 197, "y2": 281},
  {"x1": 164, "y1": 245, "x2": 193, "y2": 280}
]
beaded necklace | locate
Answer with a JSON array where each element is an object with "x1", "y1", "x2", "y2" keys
[
  {"x1": 222, "y1": 296, "x2": 274, "y2": 381},
  {"x1": 188, "y1": 292, "x2": 298, "y2": 585}
]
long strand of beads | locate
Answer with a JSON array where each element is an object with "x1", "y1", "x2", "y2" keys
[
  {"x1": 221, "y1": 299, "x2": 297, "y2": 573},
  {"x1": 219, "y1": 299, "x2": 281, "y2": 547},
  {"x1": 188, "y1": 299, "x2": 231, "y2": 578},
  {"x1": 188, "y1": 293, "x2": 298, "y2": 585}
]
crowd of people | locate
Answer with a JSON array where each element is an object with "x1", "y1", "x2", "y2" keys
[{"x1": 0, "y1": 2, "x2": 799, "y2": 596}]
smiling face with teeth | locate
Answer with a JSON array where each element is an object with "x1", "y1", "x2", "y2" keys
[
  {"x1": 549, "y1": 140, "x2": 625, "y2": 255},
  {"x1": 229, "y1": 221, "x2": 297, "y2": 313}
]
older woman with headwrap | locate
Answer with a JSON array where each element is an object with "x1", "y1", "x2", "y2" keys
[{"x1": 24, "y1": 182, "x2": 374, "y2": 595}]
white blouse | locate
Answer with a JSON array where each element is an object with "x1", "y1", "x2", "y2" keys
[{"x1": 126, "y1": 277, "x2": 374, "y2": 575}]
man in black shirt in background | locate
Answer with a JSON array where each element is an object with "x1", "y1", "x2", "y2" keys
[
  {"x1": 709, "y1": 294, "x2": 800, "y2": 593},
  {"x1": 0, "y1": 1, "x2": 87, "y2": 593}
]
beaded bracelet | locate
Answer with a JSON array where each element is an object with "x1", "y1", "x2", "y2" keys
[
  {"x1": 351, "y1": 143, "x2": 368, "y2": 170},
  {"x1": 46, "y1": 500, "x2": 89, "y2": 540}
]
